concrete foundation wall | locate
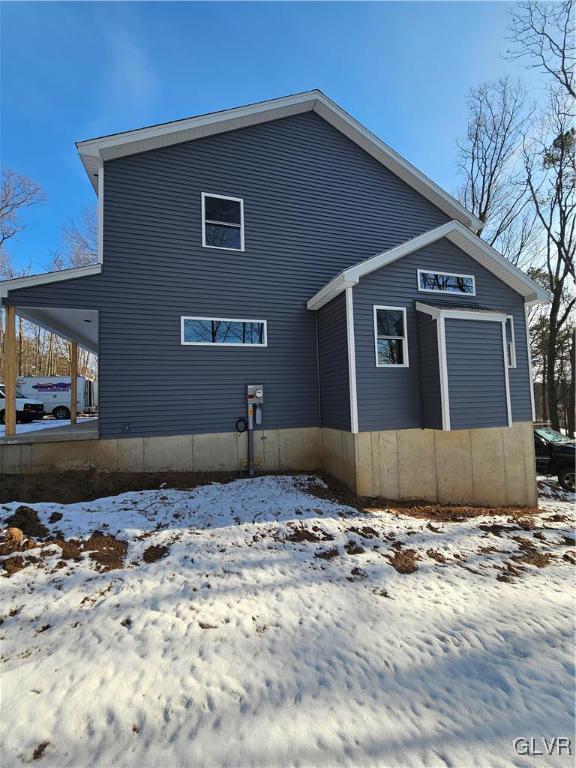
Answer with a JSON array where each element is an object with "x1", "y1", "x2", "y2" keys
[
  {"x1": 354, "y1": 421, "x2": 537, "y2": 506},
  {"x1": 0, "y1": 422, "x2": 537, "y2": 508},
  {"x1": 0, "y1": 428, "x2": 321, "y2": 476}
]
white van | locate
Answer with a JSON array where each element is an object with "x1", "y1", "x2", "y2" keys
[
  {"x1": 16, "y1": 376, "x2": 97, "y2": 420},
  {"x1": 0, "y1": 386, "x2": 45, "y2": 424}
]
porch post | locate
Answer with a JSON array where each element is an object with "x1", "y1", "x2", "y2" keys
[
  {"x1": 70, "y1": 341, "x2": 78, "y2": 424},
  {"x1": 3, "y1": 304, "x2": 16, "y2": 436}
]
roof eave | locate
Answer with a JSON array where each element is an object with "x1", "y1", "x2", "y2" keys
[{"x1": 75, "y1": 90, "x2": 481, "y2": 229}]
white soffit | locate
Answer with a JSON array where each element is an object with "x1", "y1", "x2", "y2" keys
[
  {"x1": 307, "y1": 221, "x2": 551, "y2": 310},
  {"x1": 76, "y1": 90, "x2": 481, "y2": 230}
]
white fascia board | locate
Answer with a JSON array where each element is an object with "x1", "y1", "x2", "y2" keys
[
  {"x1": 307, "y1": 275, "x2": 357, "y2": 310},
  {"x1": 75, "y1": 90, "x2": 480, "y2": 229},
  {"x1": 0, "y1": 265, "x2": 102, "y2": 299},
  {"x1": 308, "y1": 220, "x2": 550, "y2": 311},
  {"x1": 313, "y1": 95, "x2": 482, "y2": 231},
  {"x1": 416, "y1": 302, "x2": 507, "y2": 322}
]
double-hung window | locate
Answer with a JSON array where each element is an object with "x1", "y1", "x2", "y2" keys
[
  {"x1": 181, "y1": 317, "x2": 266, "y2": 346},
  {"x1": 417, "y1": 269, "x2": 475, "y2": 295},
  {"x1": 202, "y1": 193, "x2": 244, "y2": 251},
  {"x1": 373, "y1": 306, "x2": 408, "y2": 367}
]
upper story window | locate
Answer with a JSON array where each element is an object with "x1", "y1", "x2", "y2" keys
[
  {"x1": 418, "y1": 269, "x2": 476, "y2": 295},
  {"x1": 505, "y1": 316, "x2": 517, "y2": 368},
  {"x1": 202, "y1": 193, "x2": 244, "y2": 251},
  {"x1": 181, "y1": 316, "x2": 266, "y2": 346},
  {"x1": 373, "y1": 306, "x2": 409, "y2": 367}
]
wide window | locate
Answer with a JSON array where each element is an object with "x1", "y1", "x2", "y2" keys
[
  {"x1": 373, "y1": 306, "x2": 408, "y2": 367},
  {"x1": 505, "y1": 316, "x2": 517, "y2": 368},
  {"x1": 418, "y1": 269, "x2": 475, "y2": 295},
  {"x1": 181, "y1": 317, "x2": 266, "y2": 346},
  {"x1": 202, "y1": 193, "x2": 244, "y2": 251}
]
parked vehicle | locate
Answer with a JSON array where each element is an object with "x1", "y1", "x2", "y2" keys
[
  {"x1": 16, "y1": 376, "x2": 97, "y2": 420},
  {"x1": 0, "y1": 386, "x2": 44, "y2": 424},
  {"x1": 534, "y1": 427, "x2": 575, "y2": 492}
]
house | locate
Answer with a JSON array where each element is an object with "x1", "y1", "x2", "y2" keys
[{"x1": 0, "y1": 90, "x2": 549, "y2": 505}]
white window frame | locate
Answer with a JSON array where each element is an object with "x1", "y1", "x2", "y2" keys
[
  {"x1": 201, "y1": 193, "x2": 245, "y2": 252},
  {"x1": 417, "y1": 268, "x2": 476, "y2": 296},
  {"x1": 506, "y1": 315, "x2": 517, "y2": 368},
  {"x1": 180, "y1": 316, "x2": 267, "y2": 347},
  {"x1": 373, "y1": 305, "x2": 409, "y2": 368}
]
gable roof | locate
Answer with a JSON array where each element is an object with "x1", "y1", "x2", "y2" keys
[
  {"x1": 76, "y1": 90, "x2": 482, "y2": 230},
  {"x1": 306, "y1": 220, "x2": 551, "y2": 310}
]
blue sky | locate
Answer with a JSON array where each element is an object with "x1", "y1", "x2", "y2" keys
[{"x1": 1, "y1": 1, "x2": 547, "y2": 272}]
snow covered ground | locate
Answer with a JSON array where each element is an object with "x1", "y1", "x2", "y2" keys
[
  {"x1": 0, "y1": 416, "x2": 94, "y2": 438},
  {"x1": 0, "y1": 475, "x2": 574, "y2": 768}
]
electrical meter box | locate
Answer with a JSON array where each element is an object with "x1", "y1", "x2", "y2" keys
[{"x1": 247, "y1": 385, "x2": 264, "y2": 404}]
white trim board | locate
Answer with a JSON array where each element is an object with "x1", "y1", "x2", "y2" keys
[
  {"x1": 345, "y1": 287, "x2": 359, "y2": 433},
  {"x1": 0, "y1": 264, "x2": 102, "y2": 299},
  {"x1": 76, "y1": 90, "x2": 481, "y2": 230},
  {"x1": 307, "y1": 220, "x2": 550, "y2": 310}
]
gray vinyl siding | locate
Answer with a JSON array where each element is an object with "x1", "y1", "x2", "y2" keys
[
  {"x1": 417, "y1": 312, "x2": 442, "y2": 430},
  {"x1": 317, "y1": 294, "x2": 350, "y2": 431},
  {"x1": 353, "y1": 237, "x2": 533, "y2": 432},
  {"x1": 4, "y1": 111, "x2": 449, "y2": 438},
  {"x1": 445, "y1": 318, "x2": 508, "y2": 429}
]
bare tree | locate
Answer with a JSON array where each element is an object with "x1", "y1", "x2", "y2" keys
[
  {"x1": 456, "y1": 78, "x2": 537, "y2": 265},
  {"x1": 0, "y1": 169, "x2": 45, "y2": 249},
  {"x1": 48, "y1": 206, "x2": 98, "y2": 270},
  {"x1": 523, "y1": 90, "x2": 575, "y2": 430},
  {"x1": 507, "y1": 1, "x2": 575, "y2": 98}
]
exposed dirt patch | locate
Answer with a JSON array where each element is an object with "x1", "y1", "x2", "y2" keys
[
  {"x1": 142, "y1": 544, "x2": 170, "y2": 564},
  {"x1": 344, "y1": 541, "x2": 365, "y2": 555},
  {"x1": 1, "y1": 531, "x2": 126, "y2": 577},
  {"x1": 2, "y1": 554, "x2": 40, "y2": 577},
  {"x1": 0, "y1": 470, "x2": 250, "y2": 505},
  {"x1": 513, "y1": 551, "x2": 557, "y2": 568},
  {"x1": 346, "y1": 525, "x2": 379, "y2": 539},
  {"x1": 84, "y1": 533, "x2": 127, "y2": 572},
  {"x1": 297, "y1": 474, "x2": 362, "y2": 511},
  {"x1": 48, "y1": 512, "x2": 63, "y2": 524},
  {"x1": 284, "y1": 524, "x2": 334, "y2": 543},
  {"x1": 372, "y1": 588, "x2": 391, "y2": 598},
  {"x1": 2, "y1": 506, "x2": 48, "y2": 538},
  {"x1": 314, "y1": 547, "x2": 339, "y2": 560},
  {"x1": 365, "y1": 497, "x2": 539, "y2": 522},
  {"x1": 496, "y1": 561, "x2": 524, "y2": 582},
  {"x1": 32, "y1": 741, "x2": 50, "y2": 761},
  {"x1": 346, "y1": 566, "x2": 367, "y2": 581},
  {"x1": 563, "y1": 551, "x2": 576, "y2": 564},
  {"x1": 479, "y1": 523, "x2": 524, "y2": 538},
  {"x1": 426, "y1": 549, "x2": 447, "y2": 564},
  {"x1": 543, "y1": 513, "x2": 569, "y2": 523},
  {"x1": 387, "y1": 547, "x2": 420, "y2": 574}
]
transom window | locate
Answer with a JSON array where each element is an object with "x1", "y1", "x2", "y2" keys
[
  {"x1": 181, "y1": 316, "x2": 266, "y2": 346},
  {"x1": 418, "y1": 269, "x2": 475, "y2": 295},
  {"x1": 373, "y1": 306, "x2": 409, "y2": 367},
  {"x1": 202, "y1": 193, "x2": 244, "y2": 251},
  {"x1": 505, "y1": 316, "x2": 517, "y2": 368}
]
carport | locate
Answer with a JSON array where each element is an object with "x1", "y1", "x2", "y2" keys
[{"x1": 1, "y1": 267, "x2": 100, "y2": 440}]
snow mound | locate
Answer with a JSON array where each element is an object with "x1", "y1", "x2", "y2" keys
[{"x1": 0, "y1": 474, "x2": 574, "y2": 767}]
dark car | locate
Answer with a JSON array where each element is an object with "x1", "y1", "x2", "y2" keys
[{"x1": 534, "y1": 427, "x2": 575, "y2": 492}]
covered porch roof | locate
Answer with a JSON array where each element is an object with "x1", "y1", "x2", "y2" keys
[{"x1": 0, "y1": 264, "x2": 101, "y2": 353}]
